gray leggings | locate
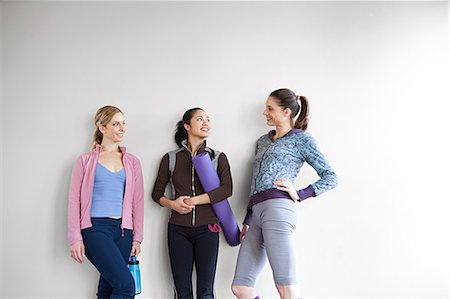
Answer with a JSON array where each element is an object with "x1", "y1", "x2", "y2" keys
[{"x1": 232, "y1": 198, "x2": 298, "y2": 287}]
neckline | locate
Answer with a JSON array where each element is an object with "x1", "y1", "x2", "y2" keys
[
  {"x1": 268, "y1": 128, "x2": 303, "y2": 142},
  {"x1": 181, "y1": 139, "x2": 207, "y2": 156},
  {"x1": 97, "y1": 162, "x2": 124, "y2": 174}
]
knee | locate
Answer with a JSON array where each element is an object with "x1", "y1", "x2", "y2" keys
[
  {"x1": 117, "y1": 274, "x2": 135, "y2": 298},
  {"x1": 231, "y1": 285, "x2": 248, "y2": 298},
  {"x1": 276, "y1": 286, "x2": 285, "y2": 298},
  {"x1": 231, "y1": 285, "x2": 242, "y2": 297},
  {"x1": 276, "y1": 284, "x2": 299, "y2": 299}
]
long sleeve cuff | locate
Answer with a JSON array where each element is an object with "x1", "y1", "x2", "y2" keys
[
  {"x1": 243, "y1": 210, "x2": 253, "y2": 226},
  {"x1": 297, "y1": 185, "x2": 316, "y2": 202}
]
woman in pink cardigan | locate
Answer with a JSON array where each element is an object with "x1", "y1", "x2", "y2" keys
[{"x1": 68, "y1": 106, "x2": 144, "y2": 299}]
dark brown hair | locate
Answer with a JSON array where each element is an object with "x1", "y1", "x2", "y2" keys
[
  {"x1": 174, "y1": 107, "x2": 203, "y2": 148},
  {"x1": 269, "y1": 88, "x2": 310, "y2": 130}
]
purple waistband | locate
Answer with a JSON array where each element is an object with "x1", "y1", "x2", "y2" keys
[
  {"x1": 244, "y1": 186, "x2": 315, "y2": 225},
  {"x1": 251, "y1": 185, "x2": 316, "y2": 206},
  {"x1": 250, "y1": 188, "x2": 292, "y2": 206}
]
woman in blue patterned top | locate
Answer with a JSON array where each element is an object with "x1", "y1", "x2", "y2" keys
[{"x1": 231, "y1": 88, "x2": 338, "y2": 299}]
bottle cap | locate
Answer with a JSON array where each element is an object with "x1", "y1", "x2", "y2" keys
[{"x1": 129, "y1": 256, "x2": 139, "y2": 265}]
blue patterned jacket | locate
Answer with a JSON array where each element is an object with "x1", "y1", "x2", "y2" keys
[{"x1": 244, "y1": 129, "x2": 338, "y2": 224}]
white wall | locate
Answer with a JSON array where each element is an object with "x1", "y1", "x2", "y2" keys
[{"x1": 2, "y1": 1, "x2": 449, "y2": 298}]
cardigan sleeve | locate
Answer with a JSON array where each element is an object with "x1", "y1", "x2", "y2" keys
[
  {"x1": 67, "y1": 155, "x2": 84, "y2": 245},
  {"x1": 131, "y1": 157, "x2": 145, "y2": 243}
]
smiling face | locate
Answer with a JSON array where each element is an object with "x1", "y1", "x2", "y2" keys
[
  {"x1": 184, "y1": 109, "x2": 211, "y2": 139},
  {"x1": 99, "y1": 112, "x2": 126, "y2": 143},
  {"x1": 263, "y1": 96, "x2": 292, "y2": 127}
]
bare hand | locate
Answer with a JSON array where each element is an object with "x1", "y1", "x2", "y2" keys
[
  {"x1": 184, "y1": 197, "x2": 195, "y2": 206},
  {"x1": 172, "y1": 195, "x2": 194, "y2": 214},
  {"x1": 70, "y1": 241, "x2": 85, "y2": 264},
  {"x1": 185, "y1": 193, "x2": 210, "y2": 206},
  {"x1": 240, "y1": 224, "x2": 250, "y2": 241},
  {"x1": 273, "y1": 178, "x2": 299, "y2": 201},
  {"x1": 130, "y1": 241, "x2": 141, "y2": 257}
]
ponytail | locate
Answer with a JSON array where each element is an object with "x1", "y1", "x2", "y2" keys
[
  {"x1": 92, "y1": 128, "x2": 103, "y2": 149},
  {"x1": 294, "y1": 95, "x2": 309, "y2": 131},
  {"x1": 174, "y1": 120, "x2": 188, "y2": 148},
  {"x1": 269, "y1": 88, "x2": 310, "y2": 131},
  {"x1": 174, "y1": 107, "x2": 203, "y2": 148},
  {"x1": 91, "y1": 105, "x2": 123, "y2": 149}
]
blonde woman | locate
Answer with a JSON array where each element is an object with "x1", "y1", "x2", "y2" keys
[{"x1": 68, "y1": 106, "x2": 144, "y2": 298}]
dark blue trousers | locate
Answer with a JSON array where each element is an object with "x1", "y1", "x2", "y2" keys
[
  {"x1": 82, "y1": 218, "x2": 135, "y2": 299},
  {"x1": 168, "y1": 223, "x2": 219, "y2": 299}
]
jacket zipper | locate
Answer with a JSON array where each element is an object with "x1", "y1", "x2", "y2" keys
[
  {"x1": 191, "y1": 161, "x2": 196, "y2": 226},
  {"x1": 182, "y1": 141, "x2": 198, "y2": 227}
]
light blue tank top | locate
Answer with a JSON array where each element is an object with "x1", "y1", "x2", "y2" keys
[{"x1": 91, "y1": 162, "x2": 126, "y2": 218}]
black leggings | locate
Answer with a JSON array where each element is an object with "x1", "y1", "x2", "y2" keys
[{"x1": 168, "y1": 223, "x2": 219, "y2": 299}]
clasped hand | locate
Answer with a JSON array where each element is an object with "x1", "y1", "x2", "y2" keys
[
  {"x1": 172, "y1": 195, "x2": 195, "y2": 214},
  {"x1": 273, "y1": 178, "x2": 299, "y2": 201}
]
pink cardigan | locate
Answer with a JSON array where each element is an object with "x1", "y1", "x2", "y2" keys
[{"x1": 67, "y1": 144, "x2": 144, "y2": 245}]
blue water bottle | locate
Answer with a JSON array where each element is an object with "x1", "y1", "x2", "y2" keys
[{"x1": 128, "y1": 256, "x2": 142, "y2": 295}]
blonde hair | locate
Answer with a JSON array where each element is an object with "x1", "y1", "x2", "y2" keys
[{"x1": 92, "y1": 106, "x2": 123, "y2": 149}]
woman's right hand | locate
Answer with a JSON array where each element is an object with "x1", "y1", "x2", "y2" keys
[
  {"x1": 70, "y1": 241, "x2": 85, "y2": 264},
  {"x1": 172, "y1": 195, "x2": 194, "y2": 214},
  {"x1": 240, "y1": 224, "x2": 250, "y2": 241}
]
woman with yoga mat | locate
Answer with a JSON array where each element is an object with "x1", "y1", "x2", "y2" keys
[
  {"x1": 68, "y1": 106, "x2": 144, "y2": 298},
  {"x1": 152, "y1": 107, "x2": 233, "y2": 299},
  {"x1": 231, "y1": 89, "x2": 338, "y2": 299}
]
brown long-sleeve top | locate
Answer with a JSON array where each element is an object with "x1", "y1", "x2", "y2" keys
[{"x1": 152, "y1": 141, "x2": 233, "y2": 227}]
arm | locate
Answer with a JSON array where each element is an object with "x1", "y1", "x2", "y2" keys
[
  {"x1": 151, "y1": 154, "x2": 170, "y2": 206},
  {"x1": 274, "y1": 135, "x2": 337, "y2": 201},
  {"x1": 185, "y1": 153, "x2": 233, "y2": 206},
  {"x1": 131, "y1": 158, "x2": 144, "y2": 247},
  {"x1": 160, "y1": 195, "x2": 194, "y2": 214},
  {"x1": 67, "y1": 156, "x2": 85, "y2": 263},
  {"x1": 243, "y1": 140, "x2": 260, "y2": 226},
  {"x1": 183, "y1": 193, "x2": 211, "y2": 206},
  {"x1": 243, "y1": 199, "x2": 253, "y2": 225},
  {"x1": 152, "y1": 154, "x2": 194, "y2": 214},
  {"x1": 299, "y1": 135, "x2": 338, "y2": 199}
]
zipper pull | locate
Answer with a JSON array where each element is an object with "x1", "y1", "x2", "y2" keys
[{"x1": 122, "y1": 228, "x2": 124, "y2": 237}]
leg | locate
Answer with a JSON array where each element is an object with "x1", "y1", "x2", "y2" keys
[
  {"x1": 97, "y1": 275, "x2": 113, "y2": 299},
  {"x1": 98, "y1": 224, "x2": 134, "y2": 298},
  {"x1": 194, "y1": 225, "x2": 219, "y2": 299},
  {"x1": 82, "y1": 218, "x2": 135, "y2": 299},
  {"x1": 276, "y1": 285, "x2": 300, "y2": 299},
  {"x1": 261, "y1": 200, "x2": 299, "y2": 299},
  {"x1": 231, "y1": 285, "x2": 259, "y2": 299},
  {"x1": 168, "y1": 223, "x2": 194, "y2": 299},
  {"x1": 112, "y1": 228, "x2": 134, "y2": 298},
  {"x1": 231, "y1": 221, "x2": 266, "y2": 299}
]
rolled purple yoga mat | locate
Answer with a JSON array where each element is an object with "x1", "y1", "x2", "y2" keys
[{"x1": 192, "y1": 152, "x2": 241, "y2": 246}]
